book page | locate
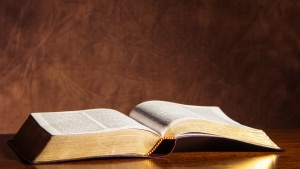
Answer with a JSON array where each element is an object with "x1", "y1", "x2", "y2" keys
[
  {"x1": 129, "y1": 101, "x2": 253, "y2": 136},
  {"x1": 182, "y1": 105, "x2": 252, "y2": 128},
  {"x1": 32, "y1": 109, "x2": 156, "y2": 135}
]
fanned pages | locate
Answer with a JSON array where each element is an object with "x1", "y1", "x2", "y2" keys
[
  {"x1": 129, "y1": 101, "x2": 279, "y2": 149},
  {"x1": 9, "y1": 100, "x2": 281, "y2": 163}
]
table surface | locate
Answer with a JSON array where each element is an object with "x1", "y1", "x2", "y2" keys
[{"x1": 0, "y1": 129, "x2": 299, "y2": 169}]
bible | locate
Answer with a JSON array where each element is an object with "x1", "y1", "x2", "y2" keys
[{"x1": 9, "y1": 100, "x2": 281, "y2": 163}]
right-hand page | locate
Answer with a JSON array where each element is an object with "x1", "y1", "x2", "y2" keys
[{"x1": 129, "y1": 100, "x2": 281, "y2": 150}]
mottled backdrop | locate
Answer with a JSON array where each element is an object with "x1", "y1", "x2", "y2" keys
[{"x1": 0, "y1": 0, "x2": 299, "y2": 133}]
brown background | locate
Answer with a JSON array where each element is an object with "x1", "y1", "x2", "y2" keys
[{"x1": 0, "y1": 0, "x2": 299, "y2": 133}]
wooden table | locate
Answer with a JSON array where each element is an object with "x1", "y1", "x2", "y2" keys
[{"x1": 1, "y1": 129, "x2": 299, "y2": 168}]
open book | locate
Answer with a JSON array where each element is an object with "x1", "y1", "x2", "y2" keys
[{"x1": 9, "y1": 100, "x2": 281, "y2": 163}]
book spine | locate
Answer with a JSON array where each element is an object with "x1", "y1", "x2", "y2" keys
[{"x1": 147, "y1": 136, "x2": 175, "y2": 156}]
